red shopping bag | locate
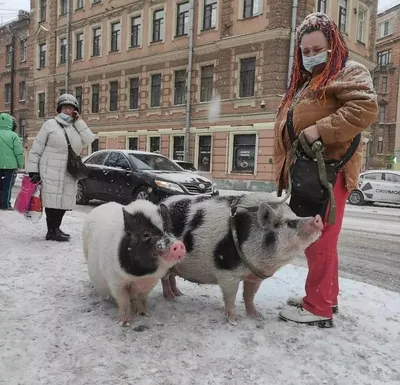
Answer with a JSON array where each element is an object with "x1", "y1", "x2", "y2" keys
[
  {"x1": 24, "y1": 184, "x2": 43, "y2": 223},
  {"x1": 14, "y1": 175, "x2": 38, "y2": 214}
]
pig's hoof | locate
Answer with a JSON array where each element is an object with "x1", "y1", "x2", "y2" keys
[
  {"x1": 163, "y1": 291, "x2": 176, "y2": 301},
  {"x1": 118, "y1": 320, "x2": 131, "y2": 327},
  {"x1": 226, "y1": 311, "x2": 238, "y2": 326},
  {"x1": 172, "y1": 288, "x2": 183, "y2": 297},
  {"x1": 228, "y1": 317, "x2": 238, "y2": 326}
]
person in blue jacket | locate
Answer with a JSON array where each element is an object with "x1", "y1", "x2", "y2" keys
[{"x1": 0, "y1": 113, "x2": 25, "y2": 210}]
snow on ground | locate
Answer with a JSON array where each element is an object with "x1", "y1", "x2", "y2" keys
[{"x1": 1, "y1": 209, "x2": 400, "y2": 385}]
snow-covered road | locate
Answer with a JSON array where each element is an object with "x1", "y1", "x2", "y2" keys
[{"x1": 1, "y1": 201, "x2": 400, "y2": 385}]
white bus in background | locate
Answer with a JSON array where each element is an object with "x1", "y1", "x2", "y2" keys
[{"x1": 348, "y1": 170, "x2": 400, "y2": 206}]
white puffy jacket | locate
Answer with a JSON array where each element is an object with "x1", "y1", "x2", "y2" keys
[{"x1": 27, "y1": 116, "x2": 95, "y2": 210}]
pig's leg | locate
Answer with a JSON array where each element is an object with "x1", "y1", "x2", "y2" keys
[
  {"x1": 111, "y1": 285, "x2": 133, "y2": 326},
  {"x1": 135, "y1": 293, "x2": 150, "y2": 317},
  {"x1": 169, "y1": 274, "x2": 183, "y2": 297},
  {"x1": 218, "y1": 278, "x2": 240, "y2": 326},
  {"x1": 243, "y1": 279, "x2": 263, "y2": 320}
]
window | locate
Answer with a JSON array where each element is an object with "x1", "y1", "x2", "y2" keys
[
  {"x1": 92, "y1": 0, "x2": 101, "y2": 4},
  {"x1": 385, "y1": 173, "x2": 400, "y2": 183},
  {"x1": 174, "y1": 70, "x2": 186, "y2": 105},
  {"x1": 373, "y1": 77, "x2": 378, "y2": 90},
  {"x1": 91, "y1": 84, "x2": 100, "y2": 113},
  {"x1": 20, "y1": 40, "x2": 27, "y2": 62},
  {"x1": 317, "y1": 0, "x2": 327, "y2": 12},
  {"x1": 38, "y1": 43, "x2": 47, "y2": 68},
  {"x1": 150, "y1": 74, "x2": 162, "y2": 107},
  {"x1": 86, "y1": 151, "x2": 107, "y2": 165},
  {"x1": 59, "y1": 88, "x2": 66, "y2": 96},
  {"x1": 60, "y1": 0, "x2": 67, "y2": 15},
  {"x1": 39, "y1": 0, "x2": 47, "y2": 21},
  {"x1": 200, "y1": 65, "x2": 214, "y2": 102},
  {"x1": 109, "y1": 81, "x2": 118, "y2": 111},
  {"x1": 379, "y1": 105, "x2": 386, "y2": 123},
  {"x1": 38, "y1": 93, "x2": 45, "y2": 117},
  {"x1": 381, "y1": 77, "x2": 388, "y2": 93},
  {"x1": 239, "y1": 57, "x2": 256, "y2": 97},
  {"x1": 377, "y1": 50, "x2": 392, "y2": 67},
  {"x1": 19, "y1": 81, "x2": 26, "y2": 101},
  {"x1": 176, "y1": 2, "x2": 189, "y2": 36},
  {"x1": 110, "y1": 21, "x2": 121, "y2": 52},
  {"x1": 60, "y1": 38, "x2": 67, "y2": 64},
  {"x1": 243, "y1": 0, "x2": 260, "y2": 18},
  {"x1": 75, "y1": 86, "x2": 83, "y2": 110},
  {"x1": 4, "y1": 84, "x2": 11, "y2": 104},
  {"x1": 338, "y1": 0, "x2": 347, "y2": 33},
  {"x1": 129, "y1": 78, "x2": 139, "y2": 110},
  {"x1": 76, "y1": 33, "x2": 84, "y2": 60},
  {"x1": 197, "y1": 135, "x2": 212, "y2": 172},
  {"x1": 377, "y1": 138, "x2": 383, "y2": 154},
  {"x1": 152, "y1": 9, "x2": 164, "y2": 42},
  {"x1": 232, "y1": 134, "x2": 256, "y2": 173},
  {"x1": 105, "y1": 152, "x2": 131, "y2": 170},
  {"x1": 92, "y1": 27, "x2": 101, "y2": 56},
  {"x1": 357, "y1": 6, "x2": 366, "y2": 43},
  {"x1": 172, "y1": 136, "x2": 185, "y2": 160},
  {"x1": 364, "y1": 172, "x2": 383, "y2": 180},
  {"x1": 149, "y1": 136, "x2": 161, "y2": 153},
  {"x1": 91, "y1": 139, "x2": 99, "y2": 152},
  {"x1": 130, "y1": 16, "x2": 141, "y2": 47},
  {"x1": 379, "y1": 21, "x2": 393, "y2": 38},
  {"x1": 203, "y1": 0, "x2": 217, "y2": 30},
  {"x1": 76, "y1": 0, "x2": 84, "y2": 9},
  {"x1": 128, "y1": 137, "x2": 138, "y2": 150},
  {"x1": 19, "y1": 119, "x2": 26, "y2": 139},
  {"x1": 6, "y1": 45, "x2": 12, "y2": 66}
]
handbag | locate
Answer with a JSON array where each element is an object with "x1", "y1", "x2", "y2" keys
[
  {"x1": 59, "y1": 123, "x2": 89, "y2": 180},
  {"x1": 285, "y1": 107, "x2": 360, "y2": 223},
  {"x1": 14, "y1": 175, "x2": 39, "y2": 214}
]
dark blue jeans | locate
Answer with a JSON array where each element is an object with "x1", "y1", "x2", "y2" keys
[{"x1": 0, "y1": 169, "x2": 15, "y2": 209}]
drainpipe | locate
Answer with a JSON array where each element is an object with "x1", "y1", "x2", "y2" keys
[
  {"x1": 10, "y1": 29, "x2": 16, "y2": 116},
  {"x1": 287, "y1": 0, "x2": 298, "y2": 87},
  {"x1": 65, "y1": 0, "x2": 71, "y2": 93},
  {"x1": 184, "y1": 0, "x2": 194, "y2": 162}
]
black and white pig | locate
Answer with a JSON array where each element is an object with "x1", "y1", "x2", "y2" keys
[
  {"x1": 82, "y1": 200, "x2": 186, "y2": 326},
  {"x1": 160, "y1": 193, "x2": 323, "y2": 325}
]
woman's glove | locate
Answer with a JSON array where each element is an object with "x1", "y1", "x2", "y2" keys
[{"x1": 29, "y1": 173, "x2": 41, "y2": 183}]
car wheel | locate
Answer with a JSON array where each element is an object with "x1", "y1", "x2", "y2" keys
[
  {"x1": 76, "y1": 181, "x2": 89, "y2": 205},
  {"x1": 133, "y1": 186, "x2": 151, "y2": 201},
  {"x1": 348, "y1": 190, "x2": 364, "y2": 206}
]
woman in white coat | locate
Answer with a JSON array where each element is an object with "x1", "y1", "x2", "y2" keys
[{"x1": 27, "y1": 94, "x2": 95, "y2": 242}]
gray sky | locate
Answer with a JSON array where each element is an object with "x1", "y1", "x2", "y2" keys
[{"x1": 0, "y1": 0, "x2": 398, "y2": 24}]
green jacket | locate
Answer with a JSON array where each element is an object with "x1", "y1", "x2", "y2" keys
[{"x1": 0, "y1": 113, "x2": 25, "y2": 169}]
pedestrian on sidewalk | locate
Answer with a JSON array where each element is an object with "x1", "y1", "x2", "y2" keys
[
  {"x1": 274, "y1": 12, "x2": 378, "y2": 326},
  {"x1": 26, "y1": 94, "x2": 95, "y2": 242},
  {"x1": 0, "y1": 113, "x2": 25, "y2": 211}
]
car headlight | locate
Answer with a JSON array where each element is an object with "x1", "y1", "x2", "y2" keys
[
  {"x1": 155, "y1": 180, "x2": 184, "y2": 193},
  {"x1": 212, "y1": 183, "x2": 218, "y2": 192}
]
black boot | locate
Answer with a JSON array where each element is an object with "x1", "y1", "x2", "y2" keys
[
  {"x1": 57, "y1": 228, "x2": 70, "y2": 237},
  {"x1": 46, "y1": 229, "x2": 70, "y2": 242},
  {"x1": 56, "y1": 210, "x2": 70, "y2": 238}
]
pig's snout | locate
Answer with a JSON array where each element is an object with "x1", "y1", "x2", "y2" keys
[
  {"x1": 164, "y1": 241, "x2": 186, "y2": 262},
  {"x1": 313, "y1": 215, "x2": 323, "y2": 231}
]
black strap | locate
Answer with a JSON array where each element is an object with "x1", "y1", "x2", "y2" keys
[
  {"x1": 57, "y1": 120, "x2": 73, "y2": 149},
  {"x1": 286, "y1": 107, "x2": 361, "y2": 169}
]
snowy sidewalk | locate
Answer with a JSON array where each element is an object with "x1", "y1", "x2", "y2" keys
[{"x1": 1, "y1": 210, "x2": 399, "y2": 385}]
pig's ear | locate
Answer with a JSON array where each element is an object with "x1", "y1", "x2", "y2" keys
[
  {"x1": 122, "y1": 208, "x2": 138, "y2": 234},
  {"x1": 257, "y1": 203, "x2": 274, "y2": 228},
  {"x1": 159, "y1": 203, "x2": 172, "y2": 233}
]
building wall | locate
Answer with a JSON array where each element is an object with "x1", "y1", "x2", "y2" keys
[
  {"x1": 26, "y1": 0, "x2": 377, "y2": 189},
  {"x1": 0, "y1": 14, "x2": 30, "y2": 153},
  {"x1": 370, "y1": 4, "x2": 400, "y2": 170}
]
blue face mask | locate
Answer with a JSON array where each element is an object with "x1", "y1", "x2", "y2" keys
[
  {"x1": 59, "y1": 112, "x2": 74, "y2": 123},
  {"x1": 302, "y1": 51, "x2": 329, "y2": 73}
]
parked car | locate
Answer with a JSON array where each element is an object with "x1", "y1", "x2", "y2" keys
[
  {"x1": 348, "y1": 169, "x2": 400, "y2": 206},
  {"x1": 76, "y1": 149, "x2": 219, "y2": 205},
  {"x1": 173, "y1": 160, "x2": 197, "y2": 172}
]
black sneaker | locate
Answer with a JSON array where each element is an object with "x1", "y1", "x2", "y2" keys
[{"x1": 46, "y1": 229, "x2": 70, "y2": 242}]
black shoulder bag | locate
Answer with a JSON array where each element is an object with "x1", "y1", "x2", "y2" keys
[
  {"x1": 59, "y1": 122, "x2": 89, "y2": 180},
  {"x1": 286, "y1": 107, "x2": 360, "y2": 224}
]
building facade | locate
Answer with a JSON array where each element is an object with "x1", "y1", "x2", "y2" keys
[
  {"x1": 0, "y1": 11, "x2": 30, "y2": 147},
  {"x1": 26, "y1": 0, "x2": 378, "y2": 190},
  {"x1": 370, "y1": 3, "x2": 400, "y2": 171}
]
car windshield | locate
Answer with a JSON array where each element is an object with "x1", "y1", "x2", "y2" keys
[{"x1": 129, "y1": 153, "x2": 184, "y2": 171}]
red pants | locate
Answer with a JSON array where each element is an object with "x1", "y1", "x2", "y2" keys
[{"x1": 302, "y1": 172, "x2": 349, "y2": 318}]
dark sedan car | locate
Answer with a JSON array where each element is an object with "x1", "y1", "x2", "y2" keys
[{"x1": 76, "y1": 149, "x2": 219, "y2": 205}]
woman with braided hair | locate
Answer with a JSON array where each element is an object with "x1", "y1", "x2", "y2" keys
[{"x1": 274, "y1": 12, "x2": 378, "y2": 327}]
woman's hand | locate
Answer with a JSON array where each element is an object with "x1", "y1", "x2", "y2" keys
[
  {"x1": 73, "y1": 111, "x2": 80, "y2": 121},
  {"x1": 303, "y1": 124, "x2": 321, "y2": 144}
]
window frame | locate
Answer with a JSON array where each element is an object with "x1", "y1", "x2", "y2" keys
[
  {"x1": 19, "y1": 81, "x2": 26, "y2": 101},
  {"x1": 152, "y1": 8, "x2": 165, "y2": 43},
  {"x1": 59, "y1": 37, "x2": 67, "y2": 64},
  {"x1": 75, "y1": 32, "x2": 84, "y2": 61},
  {"x1": 176, "y1": 1, "x2": 190, "y2": 37},
  {"x1": 338, "y1": 0, "x2": 347, "y2": 34},
  {"x1": 195, "y1": 134, "x2": 213, "y2": 172},
  {"x1": 38, "y1": 92, "x2": 46, "y2": 118},
  {"x1": 109, "y1": 20, "x2": 121, "y2": 53},
  {"x1": 173, "y1": 69, "x2": 187, "y2": 106},
  {"x1": 91, "y1": 83, "x2": 100, "y2": 113},
  {"x1": 150, "y1": 73, "x2": 162, "y2": 108},
  {"x1": 147, "y1": 135, "x2": 161, "y2": 153},
  {"x1": 229, "y1": 132, "x2": 258, "y2": 175},
  {"x1": 130, "y1": 15, "x2": 142, "y2": 48},
  {"x1": 239, "y1": 57, "x2": 256, "y2": 98},
  {"x1": 109, "y1": 80, "x2": 119, "y2": 112},
  {"x1": 129, "y1": 77, "x2": 140, "y2": 110},
  {"x1": 92, "y1": 26, "x2": 102, "y2": 57}
]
